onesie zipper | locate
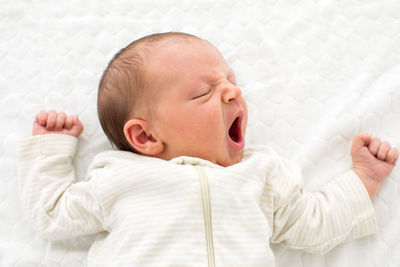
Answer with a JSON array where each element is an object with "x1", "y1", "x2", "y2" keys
[{"x1": 195, "y1": 166, "x2": 216, "y2": 267}]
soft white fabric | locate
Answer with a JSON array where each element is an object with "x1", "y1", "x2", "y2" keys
[
  {"x1": 17, "y1": 134, "x2": 376, "y2": 266},
  {"x1": 2, "y1": 1, "x2": 400, "y2": 266}
]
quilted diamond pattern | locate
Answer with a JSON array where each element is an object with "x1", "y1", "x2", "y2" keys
[{"x1": 1, "y1": 0, "x2": 399, "y2": 266}]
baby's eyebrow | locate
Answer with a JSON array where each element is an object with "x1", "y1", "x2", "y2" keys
[
  {"x1": 192, "y1": 68, "x2": 236, "y2": 85},
  {"x1": 227, "y1": 69, "x2": 236, "y2": 80}
]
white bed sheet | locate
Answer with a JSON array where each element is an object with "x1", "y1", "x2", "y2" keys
[{"x1": 1, "y1": 0, "x2": 400, "y2": 266}]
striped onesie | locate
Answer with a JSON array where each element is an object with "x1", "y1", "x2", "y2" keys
[{"x1": 17, "y1": 134, "x2": 376, "y2": 266}]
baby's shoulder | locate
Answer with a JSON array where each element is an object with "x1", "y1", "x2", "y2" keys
[
  {"x1": 241, "y1": 145, "x2": 299, "y2": 173},
  {"x1": 236, "y1": 145, "x2": 280, "y2": 172}
]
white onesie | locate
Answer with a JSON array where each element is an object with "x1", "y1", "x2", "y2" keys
[{"x1": 17, "y1": 134, "x2": 376, "y2": 266}]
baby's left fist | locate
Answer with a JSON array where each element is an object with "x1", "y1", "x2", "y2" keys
[
  {"x1": 351, "y1": 133, "x2": 398, "y2": 185},
  {"x1": 367, "y1": 136, "x2": 398, "y2": 164}
]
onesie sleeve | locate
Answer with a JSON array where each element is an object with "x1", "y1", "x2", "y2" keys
[
  {"x1": 16, "y1": 134, "x2": 105, "y2": 241},
  {"x1": 266, "y1": 157, "x2": 377, "y2": 254}
]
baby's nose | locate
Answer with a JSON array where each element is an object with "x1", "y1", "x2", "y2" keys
[{"x1": 222, "y1": 82, "x2": 242, "y2": 103}]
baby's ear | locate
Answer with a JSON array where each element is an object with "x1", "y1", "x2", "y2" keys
[{"x1": 124, "y1": 119, "x2": 164, "y2": 156}]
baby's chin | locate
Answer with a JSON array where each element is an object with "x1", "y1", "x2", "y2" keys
[{"x1": 217, "y1": 150, "x2": 244, "y2": 167}]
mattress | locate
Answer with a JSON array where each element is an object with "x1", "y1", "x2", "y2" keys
[{"x1": 1, "y1": 0, "x2": 400, "y2": 266}]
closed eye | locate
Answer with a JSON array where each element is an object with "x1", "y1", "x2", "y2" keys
[{"x1": 193, "y1": 88, "x2": 213, "y2": 99}]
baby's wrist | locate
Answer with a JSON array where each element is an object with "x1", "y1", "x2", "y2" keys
[{"x1": 352, "y1": 168, "x2": 381, "y2": 199}]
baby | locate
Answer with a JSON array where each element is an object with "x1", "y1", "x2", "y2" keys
[{"x1": 17, "y1": 32, "x2": 398, "y2": 266}]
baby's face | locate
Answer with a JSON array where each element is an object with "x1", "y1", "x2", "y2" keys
[{"x1": 147, "y1": 39, "x2": 248, "y2": 166}]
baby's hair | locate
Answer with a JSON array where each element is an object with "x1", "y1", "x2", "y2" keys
[{"x1": 98, "y1": 32, "x2": 200, "y2": 152}]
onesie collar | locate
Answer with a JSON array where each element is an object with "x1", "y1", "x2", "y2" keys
[{"x1": 170, "y1": 156, "x2": 223, "y2": 169}]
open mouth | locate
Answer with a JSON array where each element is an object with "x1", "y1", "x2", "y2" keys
[{"x1": 228, "y1": 115, "x2": 243, "y2": 143}]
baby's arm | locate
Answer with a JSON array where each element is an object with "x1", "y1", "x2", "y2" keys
[
  {"x1": 17, "y1": 110, "x2": 104, "y2": 240},
  {"x1": 268, "y1": 134, "x2": 397, "y2": 253},
  {"x1": 351, "y1": 133, "x2": 398, "y2": 199}
]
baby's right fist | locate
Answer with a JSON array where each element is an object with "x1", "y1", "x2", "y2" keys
[{"x1": 33, "y1": 110, "x2": 84, "y2": 138}]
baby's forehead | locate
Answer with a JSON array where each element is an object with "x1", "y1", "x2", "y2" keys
[{"x1": 136, "y1": 36, "x2": 232, "y2": 92}]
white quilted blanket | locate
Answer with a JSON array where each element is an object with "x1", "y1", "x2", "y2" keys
[{"x1": 2, "y1": 0, "x2": 400, "y2": 266}]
